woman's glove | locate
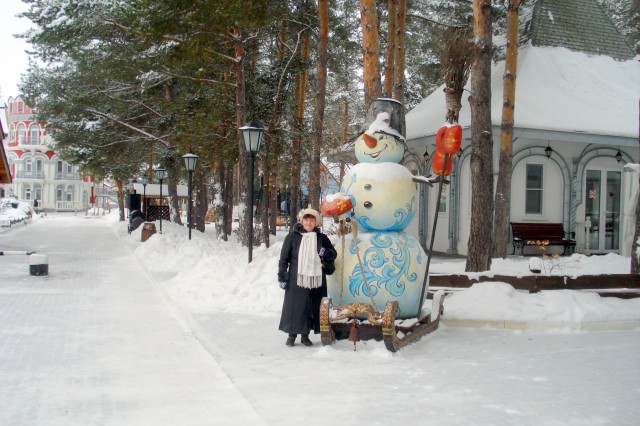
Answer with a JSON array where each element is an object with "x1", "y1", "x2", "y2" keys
[
  {"x1": 318, "y1": 247, "x2": 331, "y2": 259},
  {"x1": 279, "y1": 281, "x2": 288, "y2": 290}
]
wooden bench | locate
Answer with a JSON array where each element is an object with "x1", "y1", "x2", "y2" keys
[{"x1": 510, "y1": 222, "x2": 576, "y2": 256}]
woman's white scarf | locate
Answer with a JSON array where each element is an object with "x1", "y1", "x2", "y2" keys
[{"x1": 297, "y1": 231, "x2": 323, "y2": 289}]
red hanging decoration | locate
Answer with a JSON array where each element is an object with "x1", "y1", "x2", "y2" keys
[
  {"x1": 442, "y1": 124, "x2": 462, "y2": 154},
  {"x1": 435, "y1": 126, "x2": 447, "y2": 151},
  {"x1": 321, "y1": 194, "x2": 353, "y2": 216},
  {"x1": 431, "y1": 150, "x2": 452, "y2": 176}
]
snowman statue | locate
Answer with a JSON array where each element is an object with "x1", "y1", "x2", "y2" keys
[{"x1": 322, "y1": 98, "x2": 436, "y2": 319}]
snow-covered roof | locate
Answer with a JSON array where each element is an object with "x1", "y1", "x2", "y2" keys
[
  {"x1": 406, "y1": 45, "x2": 640, "y2": 145},
  {"x1": 530, "y1": 0, "x2": 635, "y2": 60}
]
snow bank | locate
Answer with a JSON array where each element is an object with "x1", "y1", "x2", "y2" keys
[{"x1": 113, "y1": 213, "x2": 640, "y2": 327}]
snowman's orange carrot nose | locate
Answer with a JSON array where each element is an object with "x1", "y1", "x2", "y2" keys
[{"x1": 363, "y1": 133, "x2": 377, "y2": 149}]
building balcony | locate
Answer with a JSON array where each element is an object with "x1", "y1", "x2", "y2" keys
[
  {"x1": 54, "y1": 172, "x2": 81, "y2": 181},
  {"x1": 15, "y1": 171, "x2": 45, "y2": 179}
]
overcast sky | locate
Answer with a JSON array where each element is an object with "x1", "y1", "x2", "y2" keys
[{"x1": 1, "y1": 0, "x2": 33, "y2": 101}]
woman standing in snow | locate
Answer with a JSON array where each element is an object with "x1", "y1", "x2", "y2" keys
[{"x1": 278, "y1": 208, "x2": 337, "y2": 347}]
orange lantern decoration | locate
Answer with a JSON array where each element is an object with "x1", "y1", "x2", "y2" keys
[
  {"x1": 435, "y1": 126, "x2": 447, "y2": 152},
  {"x1": 431, "y1": 150, "x2": 452, "y2": 176},
  {"x1": 442, "y1": 124, "x2": 462, "y2": 154},
  {"x1": 321, "y1": 194, "x2": 353, "y2": 216}
]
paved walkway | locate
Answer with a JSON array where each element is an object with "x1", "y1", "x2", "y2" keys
[{"x1": 0, "y1": 216, "x2": 265, "y2": 426}]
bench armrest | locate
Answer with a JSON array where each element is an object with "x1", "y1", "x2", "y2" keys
[{"x1": 512, "y1": 231, "x2": 525, "y2": 240}]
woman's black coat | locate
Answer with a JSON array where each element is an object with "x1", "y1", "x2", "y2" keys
[{"x1": 278, "y1": 223, "x2": 337, "y2": 335}]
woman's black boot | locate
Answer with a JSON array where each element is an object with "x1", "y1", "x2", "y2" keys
[
  {"x1": 301, "y1": 335, "x2": 313, "y2": 346},
  {"x1": 286, "y1": 334, "x2": 296, "y2": 347}
]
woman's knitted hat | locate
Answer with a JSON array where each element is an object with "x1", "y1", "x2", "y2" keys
[{"x1": 299, "y1": 208, "x2": 320, "y2": 223}]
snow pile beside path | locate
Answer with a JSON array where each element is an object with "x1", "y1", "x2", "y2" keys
[
  {"x1": 444, "y1": 282, "x2": 640, "y2": 322},
  {"x1": 128, "y1": 220, "x2": 284, "y2": 316},
  {"x1": 430, "y1": 253, "x2": 630, "y2": 277},
  {"x1": 112, "y1": 213, "x2": 639, "y2": 325},
  {"x1": 0, "y1": 198, "x2": 32, "y2": 222}
]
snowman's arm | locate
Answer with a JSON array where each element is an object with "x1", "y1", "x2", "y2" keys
[
  {"x1": 412, "y1": 175, "x2": 450, "y2": 186},
  {"x1": 412, "y1": 175, "x2": 435, "y2": 187}
]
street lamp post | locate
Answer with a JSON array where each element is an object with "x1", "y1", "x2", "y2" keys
[
  {"x1": 140, "y1": 175, "x2": 148, "y2": 220},
  {"x1": 240, "y1": 120, "x2": 265, "y2": 263},
  {"x1": 182, "y1": 152, "x2": 199, "y2": 240},
  {"x1": 154, "y1": 166, "x2": 167, "y2": 234}
]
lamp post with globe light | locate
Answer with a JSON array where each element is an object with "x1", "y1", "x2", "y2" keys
[
  {"x1": 240, "y1": 121, "x2": 265, "y2": 263},
  {"x1": 182, "y1": 152, "x2": 199, "y2": 240},
  {"x1": 153, "y1": 166, "x2": 167, "y2": 234}
]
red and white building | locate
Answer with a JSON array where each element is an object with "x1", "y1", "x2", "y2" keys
[{"x1": 1, "y1": 96, "x2": 94, "y2": 211}]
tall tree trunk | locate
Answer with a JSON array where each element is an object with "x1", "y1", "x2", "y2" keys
[
  {"x1": 466, "y1": 0, "x2": 494, "y2": 272},
  {"x1": 493, "y1": 0, "x2": 521, "y2": 259},
  {"x1": 164, "y1": 82, "x2": 182, "y2": 226},
  {"x1": 393, "y1": 0, "x2": 406, "y2": 107},
  {"x1": 339, "y1": 84, "x2": 349, "y2": 185},
  {"x1": 194, "y1": 168, "x2": 207, "y2": 233},
  {"x1": 231, "y1": 25, "x2": 249, "y2": 246},
  {"x1": 266, "y1": 22, "x2": 290, "y2": 240},
  {"x1": 309, "y1": 0, "x2": 329, "y2": 210},
  {"x1": 116, "y1": 178, "x2": 125, "y2": 221},
  {"x1": 360, "y1": 0, "x2": 382, "y2": 109},
  {"x1": 289, "y1": 30, "x2": 311, "y2": 228},
  {"x1": 632, "y1": 117, "x2": 640, "y2": 273},
  {"x1": 214, "y1": 161, "x2": 225, "y2": 239},
  {"x1": 384, "y1": 0, "x2": 398, "y2": 98},
  {"x1": 224, "y1": 164, "x2": 234, "y2": 237}
]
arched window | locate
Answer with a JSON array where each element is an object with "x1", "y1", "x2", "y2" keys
[
  {"x1": 9, "y1": 124, "x2": 15, "y2": 142},
  {"x1": 34, "y1": 185, "x2": 42, "y2": 202},
  {"x1": 30, "y1": 125, "x2": 39, "y2": 145},
  {"x1": 35, "y1": 158, "x2": 44, "y2": 178},
  {"x1": 17, "y1": 124, "x2": 26, "y2": 144}
]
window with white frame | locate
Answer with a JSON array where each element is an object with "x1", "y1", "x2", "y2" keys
[
  {"x1": 438, "y1": 191, "x2": 447, "y2": 213},
  {"x1": 525, "y1": 164, "x2": 543, "y2": 214},
  {"x1": 17, "y1": 124, "x2": 26, "y2": 144},
  {"x1": 24, "y1": 187, "x2": 31, "y2": 200},
  {"x1": 9, "y1": 125, "x2": 15, "y2": 141},
  {"x1": 30, "y1": 126, "x2": 39, "y2": 145},
  {"x1": 25, "y1": 158, "x2": 33, "y2": 173}
]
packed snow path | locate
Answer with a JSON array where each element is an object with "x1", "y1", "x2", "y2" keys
[
  {"x1": 0, "y1": 216, "x2": 265, "y2": 425},
  {"x1": 1, "y1": 214, "x2": 639, "y2": 425}
]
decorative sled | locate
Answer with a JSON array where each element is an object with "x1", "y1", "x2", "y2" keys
[{"x1": 319, "y1": 291, "x2": 445, "y2": 352}]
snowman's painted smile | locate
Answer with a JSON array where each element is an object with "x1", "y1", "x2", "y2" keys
[{"x1": 366, "y1": 144, "x2": 388, "y2": 160}]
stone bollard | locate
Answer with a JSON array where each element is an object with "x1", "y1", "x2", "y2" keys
[{"x1": 29, "y1": 254, "x2": 49, "y2": 276}]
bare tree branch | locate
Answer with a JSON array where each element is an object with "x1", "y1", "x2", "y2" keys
[
  {"x1": 85, "y1": 108, "x2": 169, "y2": 146},
  {"x1": 407, "y1": 13, "x2": 471, "y2": 28}
]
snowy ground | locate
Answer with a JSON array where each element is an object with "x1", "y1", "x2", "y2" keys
[{"x1": 1, "y1": 212, "x2": 639, "y2": 425}]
